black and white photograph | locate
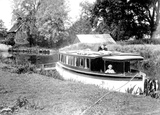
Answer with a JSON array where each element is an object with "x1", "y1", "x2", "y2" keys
[{"x1": 0, "y1": 0, "x2": 160, "y2": 114}]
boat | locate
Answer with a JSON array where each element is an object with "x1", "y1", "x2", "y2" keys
[{"x1": 56, "y1": 50, "x2": 146, "y2": 94}]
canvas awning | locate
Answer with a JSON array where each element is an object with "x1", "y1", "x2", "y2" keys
[{"x1": 74, "y1": 34, "x2": 116, "y2": 44}]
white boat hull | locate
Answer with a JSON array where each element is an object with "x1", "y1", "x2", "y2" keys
[{"x1": 56, "y1": 62, "x2": 145, "y2": 94}]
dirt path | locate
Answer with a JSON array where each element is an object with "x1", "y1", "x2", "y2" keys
[{"x1": 0, "y1": 68, "x2": 160, "y2": 115}]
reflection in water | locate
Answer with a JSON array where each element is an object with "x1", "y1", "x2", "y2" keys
[{"x1": 0, "y1": 51, "x2": 58, "y2": 68}]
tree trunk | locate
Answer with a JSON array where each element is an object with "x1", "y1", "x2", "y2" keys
[{"x1": 156, "y1": 0, "x2": 160, "y2": 26}]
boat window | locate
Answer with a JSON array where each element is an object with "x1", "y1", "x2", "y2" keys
[
  {"x1": 87, "y1": 59, "x2": 90, "y2": 68},
  {"x1": 80, "y1": 58, "x2": 84, "y2": 67},
  {"x1": 68, "y1": 56, "x2": 71, "y2": 65},
  {"x1": 130, "y1": 61, "x2": 140, "y2": 72},
  {"x1": 61, "y1": 54, "x2": 62, "y2": 62},
  {"x1": 59, "y1": 54, "x2": 60, "y2": 61},
  {"x1": 105, "y1": 61, "x2": 123, "y2": 73},
  {"x1": 71, "y1": 56, "x2": 74, "y2": 66},
  {"x1": 76, "y1": 58, "x2": 80, "y2": 66},
  {"x1": 62, "y1": 55, "x2": 65, "y2": 63},
  {"x1": 91, "y1": 58, "x2": 104, "y2": 72},
  {"x1": 64, "y1": 55, "x2": 66, "y2": 64},
  {"x1": 75, "y1": 57, "x2": 84, "y2": 68},
  {"x1": 125, "y1": 62, "x2": 130, "y2": 72},
  {"x1": 60, "y1": 54, "x2": 62, "y2": 62}
]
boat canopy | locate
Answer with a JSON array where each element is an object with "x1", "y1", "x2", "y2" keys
[
  {"x1": 59, "y1": 50, "x2": 143, "y2": 60},
  {"x1": 102, "y1": 55, "x2": 144, "y2": 61}
]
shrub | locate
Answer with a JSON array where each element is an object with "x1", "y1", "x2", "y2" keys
[
  {"x1": 39, "y1": 69, "x2": 64, "y2": 80},
  {"x1": 125, "y1": 86, "x2": 142, "y2": 95},
  {"x1": 13, "y1": 63, "x2": 37, "y2": 74},
  {"x1": 117, "y1": 39, "x2": 160, "y2": 45}
]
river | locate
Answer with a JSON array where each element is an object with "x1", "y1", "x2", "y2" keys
[{"x1": 0, "y1": 51, "x2": 58, "y2": 68}]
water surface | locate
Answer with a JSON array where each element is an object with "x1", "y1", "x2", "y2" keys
[{"x1": 0, "y1": 51, "x2": 58, "y2": 68}]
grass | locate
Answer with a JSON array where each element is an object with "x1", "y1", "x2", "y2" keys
[{"x1": 0, "y1": 67, "x2": 160, "y2": 115}]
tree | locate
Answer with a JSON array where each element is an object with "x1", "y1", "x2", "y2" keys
[
  {"x1": 140, "y1": 0, "x2": 160, "y2": 38},
  {"x1": 67, "y1": 1, "x2": 94, "y2": 44},
  {"x1": 36, "y1": 0, "x2": 68, "y2": 47},
  {"x1": 90, "y1": 0, "x2": 160, "y2": 40},
  {"x1": 12, "y1": 0, "x2": 68, "y2": 47},
  {"x1": 12, "y1": 0, "x2": 40, "y2": 46},
  {"x1": 69, "y1": 1, "x2": 93, "y2": 34},
  {"x1": 0, "y1": 19, "x2": 7, "y2": 38}
]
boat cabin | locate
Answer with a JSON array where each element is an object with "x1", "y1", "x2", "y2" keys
[{"x1": 58, "y1": 50, "x2": 143, "y2": 76}]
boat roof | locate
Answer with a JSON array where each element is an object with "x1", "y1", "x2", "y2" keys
[
  {"x1": 60, "y1": 50, "x2": 102, "y2": 58},
  {"x1": 59, "y1": 50, "x2": 143, "y2": 61},
  {"x1": 102, "y1": 55, "x2": 144, "y2": 61}
]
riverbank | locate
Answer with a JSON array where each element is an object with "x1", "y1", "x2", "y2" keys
[{"x1": 0, "y1": 63, "x2": 160, "y2": 115}]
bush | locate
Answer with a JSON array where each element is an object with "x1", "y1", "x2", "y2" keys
[
  {"x1": 13, "y1": 63, "x2": 36, "y2": 74},
  {"x1": 38, "y1": 69, "x2": 64, "y2": 80},
  {"x1": 117, "y1": 39, "x2": 160, "y2": 45}
]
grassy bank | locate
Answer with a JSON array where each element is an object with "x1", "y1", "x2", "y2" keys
[{"x1": 0, "y1": 63, "x2": 160, "y2": 115}]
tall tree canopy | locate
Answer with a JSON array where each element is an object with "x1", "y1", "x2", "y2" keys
[
  {"x1": 69, "y1": 1, "x2": 93, "y2": 34},
  {"x1": 91, "y1": 0, "x2": 160, "y2": 40},
  {"x1": 67, "y1": 1, "x2": 94, "y2": 44},
  {"x1": 12, "y1": 0, "x2": 68, "y2": 46},
  {"x1": 37, "y1": 0, "x2": 68, "y2": 44}
]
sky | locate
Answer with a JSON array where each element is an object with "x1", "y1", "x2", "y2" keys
[
  {"x1": 0, "y1": 0, "x2": 12, "y2": 29},
  {"x1": 0, "y1": 0, "x2": 95, "y2": 30},
  {"x1": 67, "y1": 0, "x2": 95, "y2": 23}
]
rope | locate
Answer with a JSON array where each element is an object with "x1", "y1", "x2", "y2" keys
[{"x1": 80, "y1": 73, "x2": 140, "y2": 115}]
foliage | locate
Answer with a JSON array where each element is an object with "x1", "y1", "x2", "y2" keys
[
  {"x1": 126, "y1": 86, "x2": 143, "y2": 95},
  {"x1": 90, "y1": 0, "x2": 160, "y2": 40},
  {"x1": 6, "y1": 62, "x2": 37, "y2": 74},
  {"x1": 12, "y1": 0, "x2": 40, "y2": 46},
  {"x1": 0, "y1": 19, "x2": 7, "y2": 38},
  {"x1": 67, "y1": 1, "x2": 94, "y2": 44},
  {"x1": 37, "y1": 0, "x2": 68, "y2": 44},
  {"x1": 38, "y1": 69, "x2": 64, "y2": 80},
  {"x1": 117, "y1": 39, "x2": 160, "y2": 45},
  {"x1": 126, "y1": 85, "x2": 136, "y2": 94},
  {"x1": 11, "y1": 0, "x2": 68, "y2": 47}
]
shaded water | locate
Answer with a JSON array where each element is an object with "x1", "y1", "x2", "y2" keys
[{"x1": 0, "y1": 51, "x2": 58, "y2": 68}]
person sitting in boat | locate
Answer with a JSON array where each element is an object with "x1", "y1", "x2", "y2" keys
[
  {"x1": 98, "y1": 44, "x2": 108, "y2": 51},
  {"x1": 105, "y1": 64, "x2": 115, "y2": 74}
]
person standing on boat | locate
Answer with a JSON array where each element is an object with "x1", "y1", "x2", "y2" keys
[
  {"x1": 104, "y1": 45, "x2": 108, "y2": 51},
  {"x1": 105, "y1": 64, "x2": 115, "y2": 74}
]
